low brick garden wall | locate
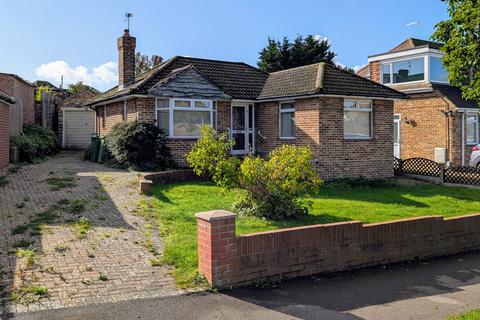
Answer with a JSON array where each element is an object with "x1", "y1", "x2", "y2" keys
[
  {"x1": 196, "y1": 210, "x2": 480, "y2": 288},
  {"x1": 139, "y1": 169, "x2": 200, "y2": 193}
]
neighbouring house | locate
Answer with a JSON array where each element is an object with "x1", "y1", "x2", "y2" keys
[
  {"x1": 358, "y1": 38, "x2": 480, "y2": 166},
  {"x1": 86, "y1": 30, "x2": 404, "y2": 180},
  {"x1": 0, "y1": 73, "x2": 35, "y2": 126},
  {"x1": 59, "y1": 86, "x2": 98, "y2": 148},
  {"x1": 0, "y1": 90, "x2": 15, "y2": 170}
]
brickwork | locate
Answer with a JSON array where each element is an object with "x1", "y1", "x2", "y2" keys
[
  {"x1": 139, "y1": 169, "x2": 200, "y2": 194},
  {"x1": 0, "y1": 101, "x2": 9, "y2": 169},
  {"x1": 0, "y1": 74, "x2": 35, "y2": 124},
  {"x1": 196, "y1": 210, "x2": 480, "y2": 288},
  {"x1": 117, "y1": 30, "x2": 136, "y2": 88},
  {"x1": 256, "y1": 97, "x2": 393, "y2": 180}
]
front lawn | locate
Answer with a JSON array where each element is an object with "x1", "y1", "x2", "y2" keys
[
  {"x1": 448, "y1": 309, "x2": 480, "y2": 320},
  {"x1": 138, "y1": 181, "x2": 480, "y2": 288}
]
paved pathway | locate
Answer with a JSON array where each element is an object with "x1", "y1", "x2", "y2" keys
[
  {"x1": 9, "y1": 251, "x2": 480, "y2": 320},
  {"x1": 0, "y1": 152, "x2": 182, "y2": 314}
]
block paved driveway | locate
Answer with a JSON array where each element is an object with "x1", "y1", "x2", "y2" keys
[{"x1": 0, "y1": 152, "x2": 182, "y2": 315}]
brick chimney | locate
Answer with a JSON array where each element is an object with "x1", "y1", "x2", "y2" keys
[{"x1": 117, "y1": 29, "x2": 136, "y2": 90}]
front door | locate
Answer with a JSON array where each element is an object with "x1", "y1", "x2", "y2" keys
[
  {"x1": 393, "y1": 114, "x2": 401, "y2": 158},
  {"x1": 231, "y1": 104, "x2": 254, "y2": 154}
]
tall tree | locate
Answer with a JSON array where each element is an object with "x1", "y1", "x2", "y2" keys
[
  {"x1": 135, "y1": 53, "x2": 163, "y2": 76},
  {"x1": 258, "y1": 35, "x2": 336, "y2": 72},
  {"x1": 432, "y1": 0, "x2": 480, "y2": 102},
  {"x1": 67, "y1": 81, "x2": 92, "y2": 95}
]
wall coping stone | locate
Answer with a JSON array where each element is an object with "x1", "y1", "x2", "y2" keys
[{"x1": 196, "y1": 210, "x2": 237, "y2": 222}]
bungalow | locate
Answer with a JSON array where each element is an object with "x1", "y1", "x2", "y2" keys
[
  {"x1": 358, "y1": 38, "x2": 480, "y2": 167},
  {"x1": 87, "y1": 30, "x2": 404, "y2": 180}
]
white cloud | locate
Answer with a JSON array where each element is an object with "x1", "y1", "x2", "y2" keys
[
  {"x1": 35, "y1": 60, "x2": 117, "y2": 88},
  {"x1": 353, "y1": 65, "x2": 364, "y2": 72}
]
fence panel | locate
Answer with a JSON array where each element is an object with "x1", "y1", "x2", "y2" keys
[
  {"x1": 9, "y1": 101, "x2": 23, "y2": 137},
  {"x1": 445, "y1": 167, "x2": 480, "y2": 186},
  {"x1": 401, "y1": 157, "x2": 441, "y2": 177}
]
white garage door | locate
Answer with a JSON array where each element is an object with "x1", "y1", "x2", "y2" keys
[{"x1": 63, "y1": 108, "x2": 96, "y2": 149}]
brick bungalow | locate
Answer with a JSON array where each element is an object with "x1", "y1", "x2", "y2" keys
[
  {"x1": 358, "y1": 38, "x2": 480, "y2": 167},
  {"x1": 0, "y1": 73, "x2": 35, "y2": 125},
  {"x1": 0, "y1": 91, "x2": 15, "y2": 170},
  {"x1": 87, "y1": 30, "x2": 404, "y2": 180}
]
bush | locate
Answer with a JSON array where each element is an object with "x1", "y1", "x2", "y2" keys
[
  {"x1": 187, "y1": 127, "x2": 323, "y2": 219},
  {"x1": 10, "y1": 124, "x2": 58, "y2": 163},
  {"x1": 105, "y1": 121, "x2": 171, "y2": 171},
  {"x1": 187, "y1": 126, "x2": 240, "y2": 189},
  {"x1": 236, "y1": 145, "x2": 323, "y2": 219}
]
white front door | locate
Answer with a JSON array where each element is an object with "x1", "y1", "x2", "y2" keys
[
  {"x1": 393, "y1": 114, "x2": 401, "y2": 158},
  {"x1": 231, "y1": 103, "x2": 254, "y2": 154}
]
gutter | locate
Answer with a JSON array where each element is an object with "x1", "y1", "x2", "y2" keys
[{"x1": 256, "y1": 93, "x2": 404, "y2": 103}]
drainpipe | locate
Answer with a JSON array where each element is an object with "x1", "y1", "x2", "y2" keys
[{"x1": 461, "y1": 112, "x2": 465, "y2": 166}]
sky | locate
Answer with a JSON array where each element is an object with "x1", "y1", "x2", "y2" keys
[{"x1": 0, "y1": 0, "x2": 449, "y2": 91}]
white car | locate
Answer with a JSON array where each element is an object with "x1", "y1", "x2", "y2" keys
[{"x1": 469, "y1": 145, "x2": 480, "y2": 168}]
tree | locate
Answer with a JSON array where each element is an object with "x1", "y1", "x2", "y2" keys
[
  {"x1": 68, "y1": 82, "x2": 89, "y2": 95},
  {"x1": 432, "y1": 0, "x2": 480, "y2": 102},
  {"x1": 135, "y1": 53, "x2": 163, "y2": 76},
  {"x1": 258, "y1": 35, "x2": 336, "y2": 72}
]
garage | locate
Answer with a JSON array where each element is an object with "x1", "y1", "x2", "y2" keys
[{"x1": 62, "y1": 108, "x2": 96, "y2": 149}]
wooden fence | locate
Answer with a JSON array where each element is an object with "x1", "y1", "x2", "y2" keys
[{"x1": 9, "y1": 99, "x2": 23, "y2": 137}]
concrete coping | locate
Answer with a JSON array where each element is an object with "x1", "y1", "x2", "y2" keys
[{"x1": 195, "y1": 210, "x2": 237, "y2": 222}]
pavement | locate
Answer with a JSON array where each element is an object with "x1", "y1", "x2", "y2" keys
[{"x1": 6, "y1": 251, "x2": 480, "y2": 320}]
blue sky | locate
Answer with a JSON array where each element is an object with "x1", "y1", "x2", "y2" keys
[{"x1": 0, "y1": 0, "x2": 448, "y2": 91}]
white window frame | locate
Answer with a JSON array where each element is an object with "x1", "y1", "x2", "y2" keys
[
  {"x1": 279, "y1": 101, "x2": 295, "y2": 139},
  {"x1": 381, "y1": 55, "x2": 427, "y2": 85},
  {"x1": 155, "y1": 98, "x2": 215, "y2": 139},
  {"x1": 466, "y1": 113, "x2": 479, "y2": 145},
  {"x1": 344, "y1": 99, "x2": 373, "y2": 140}
]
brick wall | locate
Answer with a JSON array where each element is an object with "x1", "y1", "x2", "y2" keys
[
  {"x1": 196, "y1": 210, "x2": 480, "y2": 288},
  {"x1": 139, "y1": 169, "x2": 201, "y2": 193},
  {"x1": 256, "y1": 97, "x2": 393, "y2": 180},
  {"x1": 0, "y1": 101, "x2": 9, "y2": 170},
  {"x1": 0, "y1": 74, "x2": 35, "y2": 125}
]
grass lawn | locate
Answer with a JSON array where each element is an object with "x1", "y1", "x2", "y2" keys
[
  {"x1": 138, "y1": 180, "x2": 480, "y2": 288},
  {"x1": 448, "y1": 309, "x2": 480, "y2": 320}
]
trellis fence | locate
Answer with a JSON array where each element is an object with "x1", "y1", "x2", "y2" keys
[{"x1": 394, "y1": 157, "x2": 480, "y2": 187}]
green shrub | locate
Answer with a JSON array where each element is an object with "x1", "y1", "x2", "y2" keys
[
  {"x1": 10, "y1": 124, "x2": 58, "y2": 163},
  {"x1": 236, "y1": 145, "x2": 323, "y2": 219},
  {"x1": 188, "y1": 127, "x2": 323, "y2": 219},
  {"x1": 187, "y1": 126, "x2": 240, "y2": 189},
  {"x1": 105, "y1": 121, "x2": 171, "y2": 171}
]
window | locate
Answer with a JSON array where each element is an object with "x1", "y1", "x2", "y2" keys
[
  {"x1": 382, "y1": 57, "x2": 425, "y2": 84},
  {"x1": 279, "y1": 102, "x2": 295, "y2": 138},
  {"x1": 156, "y1": 98, "x2": 214, "y2": 138},
  {"x1": 344, "y1": 100, "x2": 372, "y2": 139},
  {"x1": 466, "y1": 114, "x2": 479, "y2": 145},
  {"x1": 430, "y1": 57, "x2": 448, "y2": 83}
]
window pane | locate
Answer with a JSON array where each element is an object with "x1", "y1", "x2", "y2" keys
[
  {"x1": 232, "y1": 133, "x2": 245, "y2": 151},
  {"x1": 382, "y1": 64, "x2": 391, "y2": 83},
  {"x1": 280, "y1": 111, "x2": 295, "y2": 137},
  {"x1": 174, "y1": 100, "x2": 191, "y2": 108},
  {"x1": 394, "y1": 121, "x2": 399, "y2": 143},
  {"x1": 430, "y1": 57, "x2": 448, "y2": 82},
  {"x1": 393, "y1": 58, "x2": 424, "y2": 83},
  {"x1": 466, "y1": 115, "x2": 478, "y2": 144},
  {"x1": 232, "y1": 106, "x2": 245, "y2": 130},
  {"x1": 344, "y1": 100, "x2": 356, "y2": 108},
  {"x1": 194, "y1": 100, "x2": 210, "y2": 108},
  {"x1": 156, "y1": 109, "x2": 169, "y2": 134},
  {"x1": 280, "y1": 102, "x2": 294, "y2": 110},
  {"x1": 173, "y1": 110, "x2": 210, "y2": 137},
  {"x1": 358, "y1": 101, "x2": 372, "y2": 109},
  {"x1": 344, "y1": 111, "x2": 371, "y2": 138},
  {"x1": 157, "y1": 99, "x2": 168, "y2": 108}
]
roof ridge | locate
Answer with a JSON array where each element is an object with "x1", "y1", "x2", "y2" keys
[
  {"x1": 315, "y1": 63, "x2": 325, "y2": 90},
  {"x1": 268, "y1": 62, "x2": 322, "y2": 75}
]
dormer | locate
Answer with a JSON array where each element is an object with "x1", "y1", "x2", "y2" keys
[{"x1": 366, "y1": 38, "x2": 448, "y2": 93}]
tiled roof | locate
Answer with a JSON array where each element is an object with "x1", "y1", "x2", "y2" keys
[
  {"x1": 433, "y1": 84, "x2": 478, "y2": 109},
  {"x1": 369, "y1": 38, "x2": 443, "y2": 58},
  {"x1": 63, "y1": 87, "x2": 100, "y2": 107},
  {"x1": 258, "y1": 63, "x2": 405, "y2": 100},
  {"x1": 88, "y1": 56, "x2": 268, "y2": 104},
  {"x1": 0, "y1": 73, "x2": 35, "y2": 87},
  {"x1": 0, "y1": 90, "x2": 14, "y2": 104}
]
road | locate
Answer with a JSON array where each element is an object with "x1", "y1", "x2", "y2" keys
[{"x1": 6, "y1": 251, "x2": 480, "y2": 320}]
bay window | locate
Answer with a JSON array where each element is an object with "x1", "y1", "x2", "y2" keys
[
  {"x1": 156, "y1": 98, "x2": 215, "y2": 138},
  {"x1": 466, "y1": 114, "x2": 479, "y2": 145},
  {"x1": 279, "y1": 102, "x2": 295, "y2": 138},
  {"x1": 430, "y1": 56, "x2": 448, "y2": 83},
  {"x1": 344, "y1": 100, "x2": 372, "y2": 139}
]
